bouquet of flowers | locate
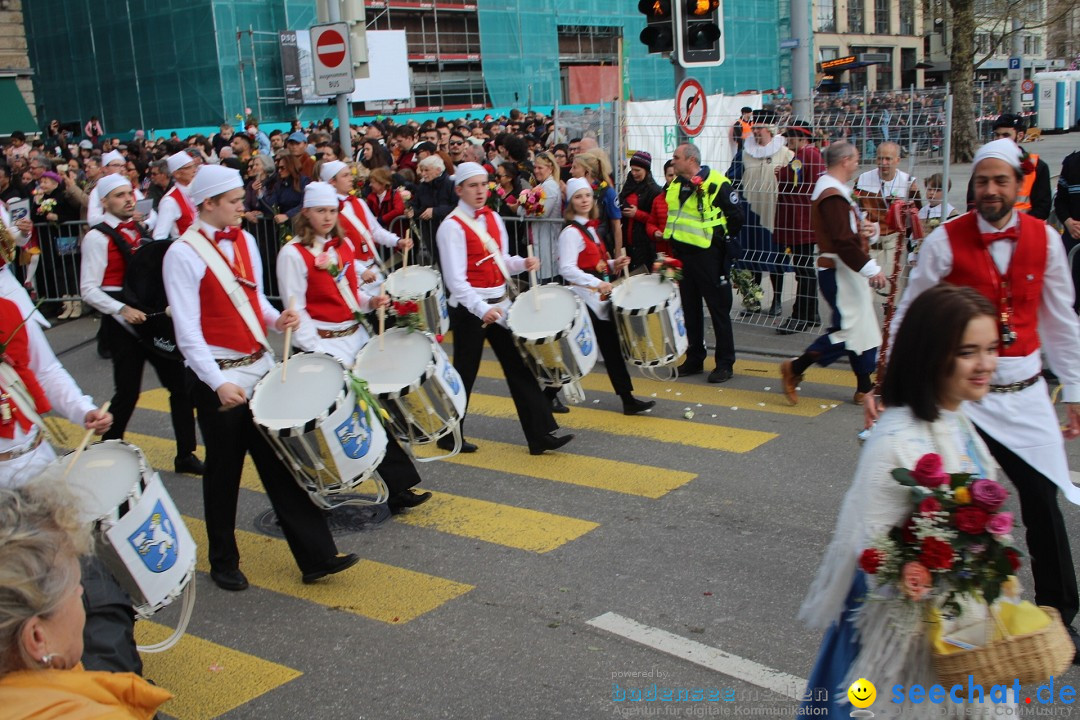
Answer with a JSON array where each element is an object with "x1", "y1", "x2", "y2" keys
[
  {"x1": 37, "y1": 197, "x2": 56, "y2": 215},
  {"x1": 860, "y1": 453, "x2": 1022, "y2": 615},
  {"x1": 484, "y1": 182, "x2": 502, "y2": 211},
  {"x1": 730, "y1": 268, "x2": 764, "y2": 310},
  {"x1": 313, "y1": 250, "x2": 341, "y2": 279},
  {"x1": 392, "y1": 299, "x2": 422, "y2": 332},
  {"x1": 398, "y1": 188, "x2": 412, "y2": 204},
  {"x1": 519, "y1": 187, "x2": 547, "y2": 216},
  {"x1": 652, "y1": 253, "x2": 683, "y2": 283}
]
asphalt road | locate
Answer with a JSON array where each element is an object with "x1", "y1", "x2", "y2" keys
[{"x1": 41, "y1": 308, "x2": 1080, "y2": 720}]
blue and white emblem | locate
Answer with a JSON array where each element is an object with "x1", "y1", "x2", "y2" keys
[
  {"x1": 335, "y1": 408, "x2": 372, "y2": 459},
  {"x1": 674, "y1": 308, "x2": 686, "y2": 337},
  {"x1": 439, "y1": 293, "x2": 449, "y2": 319},
  {"x1": 442, "y1": 361, "x2": 462, "y2": 395},
  {"x1": 575, "y1": 325, "x2": 594, "y2": 356},
  {"x1": 127, "y1": 500, "x2": 179, "y2": 573}
]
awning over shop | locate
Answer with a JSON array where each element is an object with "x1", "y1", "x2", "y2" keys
[{"x1": 0, "y1": 76, "x2": 37, "y2": 136}]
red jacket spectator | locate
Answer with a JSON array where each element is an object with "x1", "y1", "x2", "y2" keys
[
  {"x1": 647, "y1": 191, "x2": 671, "y2": 256},
  {"x1": 367, "y1": 187, "x2": 405, "y2": 228}
]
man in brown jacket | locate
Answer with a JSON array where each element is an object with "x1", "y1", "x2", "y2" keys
[{"x1": 780, "y1": 141, "x2": 886, "y2": 405}]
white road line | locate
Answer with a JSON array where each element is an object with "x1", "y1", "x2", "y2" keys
[{"x1": 586, "y1": 611, "x2": 807, "y2": 700}]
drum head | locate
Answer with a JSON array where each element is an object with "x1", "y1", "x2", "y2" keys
[
  {"x1": 611, "y1": 274, "x2": 675, "y2": 311},
  {"x1": 61, "y1": 442, "x2": 144, "y2": 523},
  {"x1": 508, "y1": 285, "x2": 577, "y2": 339},
  {"x1": 386, "y1": 266, "x2": 439, "y2": 298},
  {"x1": 251, "y1": 353, "x2": 346, "y2": 431},
  {"x1": 355, "y1": 328, "x2": 433, "y2": 394}
]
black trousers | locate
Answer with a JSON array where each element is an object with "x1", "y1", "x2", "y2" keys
[
  {"x1": 379, "y1": 434, "x2": 421, "y2": 495},
  {"x1": 789, "y1": 243, "x2": 819, "y2": 323},
  {"x1": 190, "y1": 373, "x2": 338, "y2": 575},
  {"x1": 449, "y1": 304, "x2": 557, "y2": 444},
  {"x1": 80, "y1": 555, "x2": 142, "y2": 675},
  {"x1": 675, "y1": 244, "x2": 735, "y2": 370},
  {"x1": 102, "y1": 317, "x2": 196, "y2": 457},
  {"x1": 590, "y1": 308, "x2": 633, "y2": 396},
  {"x1": 978, "y1": 427, "x2": 1079, "y2": 626}
]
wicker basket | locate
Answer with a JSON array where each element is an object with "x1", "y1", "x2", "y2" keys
[{"x1": 933, "y1": 606, "x2": 1075, "y2": 687}]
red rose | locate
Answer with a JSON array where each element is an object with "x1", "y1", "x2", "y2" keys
[
  {"x1": 918, "y1": 497, "x2": 942, "y2": 515},
  {"x1": 919, "y1": 537, "x2": 954, "y2": 570},
  {"x1": 690, "y1": 174, "x2": 704, "y2": 186},
  {"x1": 666, "y1": 258, "x2": 683, "y2": 269},
  {"x1": 954, "y1": 506, "x2": 989, "y2": 535},
  {"x1": 911, "y1": 453, "x2": 950, "y2": 488},
  {"x1": 858, "y1": 548, "x2": 884, "y2": 574},
  {"x1": 1005, "y1": 548, "x2": 1022, "y2": 572}
]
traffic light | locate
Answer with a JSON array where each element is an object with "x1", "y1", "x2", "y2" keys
[
  {"x1": 676, "y1": 0, "x2": 724, "y2": 67},
  {"x1": 639, "y1": 0, "x2": 674, "y2": 54}
]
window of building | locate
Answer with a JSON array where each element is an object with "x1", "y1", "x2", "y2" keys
[
  {"x1": 1034, "y1": 35, "x2": 1042, "y2": 55},
  {"x1": 901, "y1": 47, "x2": 917, "y2": 87},
  {"x1": 874, "y1": 47, "x2": 893, "y2": 89},
  {"x1": 899, "y1": 0, "x2": 916, "y2": 35},
  {"x1": 874, "y1": 0, "x2": 891, "y2": 34},
  {"x1": 819, "y1": 46, "x2": 840, "y2": 61},
  {"x1": 848, "y1": 0, "x2": 864, "y2": 33},
  {"x1": 816, "y1": 0, "x2": 837, "y2": 32},
  {"x1": 1023, "y1": 34, "x2": 1032, "y2": 54}
]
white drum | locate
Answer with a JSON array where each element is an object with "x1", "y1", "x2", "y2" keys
[
  {"x1": 610, "y1": 274, "x2": 688, "y2": 374},
  {"x1": 354, "y1": 328, "x2": 466, "y2": 461},
  {"x1": 56, "y1": 441, "x2": 196, "y2": 621},
  {"x1": 250, "y1": 352, "x2": 389, "y2": 509},
  {"x1": 384, "y1": 265, "x2": 450, "y2": 335},
  {"x1": 507, "y1": 284, "x2": 598, "y2": 403}
]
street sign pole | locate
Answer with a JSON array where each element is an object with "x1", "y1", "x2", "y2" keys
[
  {"x1": 672, "y1": 58, "x2": 688, "y2": 143},
  {"x1": 322, "y1": 2, "x2": 353, "y2": 159}
]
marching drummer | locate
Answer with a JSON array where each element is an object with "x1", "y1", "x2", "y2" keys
[
  {"x1": 436, "y1": 162, "x2": 573, "y2": 455},
  {"x1": 163, "y1": 165, "x2": 359, "y2": 591},
  {"x1": 557, "y1": 178, "x2": 656, "y2": 416},
  {"x1": 276, "y1": 181, "x2": 431, "y2": 513},
  {"x1": 320, "y1": 160, "x2": 411, "y2": 293}
]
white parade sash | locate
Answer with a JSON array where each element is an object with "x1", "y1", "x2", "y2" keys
[
  {"x1": 448, "y1": 208, "x2": 512, "y2": 284},
  {"x1": 179, "y1": 228, "x2": 272, "y2": 354},
  {"x1": 340, "y1": 200, "x2": 387, "y2": 275},
  {"x1": 0, "y1": 362, "x2": 51, "y2": 441},
  {"x1": 325, "y1": 245, "x2": 365, "y2": 319}
]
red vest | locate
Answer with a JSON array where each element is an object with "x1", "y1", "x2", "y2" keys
[
  {"x1": 574, "y1": 223, "x2": 610, "y2": 274},
  {"x1": 166, "y1": 185, "x2": 195, "y2": 235},
  {"x1": 339, "y1": 196, "x2": 375, "y2": 261},
  {"x1": 102, "y1": 224, "x2": 141, "y2": 287},
  {"x1": 452, "y1": 210, "x2": 504, "y2": 288},
  {"x1": 0, "y1": 298, "x2": 50, "y2": 437},
  {"x1": 292, "y1": 239, "x2": 360, "y2": 323},
  {"x1": 944, "y1": 211, "x2": 1047, "y2": 357},
  {"x1": 197, "y1": 231, "x2": 265, "y2": 354}
]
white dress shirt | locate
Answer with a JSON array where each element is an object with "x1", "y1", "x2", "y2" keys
[
  {"x1": 435, "y1": 200, "x2": 527, "y2": 326},
  {"x1": 152, "y1": 182, "x2": 193, "y2": 240},
  {"x1": 88, "y1": 182, "x2": 157, "y2": 231},
  {"x1": 558, "y1": 217, "x2": 615, "y2": 321},
  {"x1": 276, "y1": 236, "x2": 373, "y2": 364},
  {"x1": 80, "y1": 213, "x2": 135, "y2": 333},
  {"x1": 163, "y1": 220, "x2": 280, "y2": 394}
]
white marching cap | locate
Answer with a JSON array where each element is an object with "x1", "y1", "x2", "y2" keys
[
  {"x1": 167, "y1": 151, "x2": 195, "y2": 175},
  {"x1": 303, "y1": 181, "x2": 339, "y2": 208},
  {"x1": 319, "y1": 160, "x2": 348, "y2": 183},
  {"x1": 96, "y1": 174, "x2": 132, "y2": 198},
  {"x1": 565, "y1": 177, "x2": 592, "y2": 200},
  {"x1": 454, "y1": 162, "x2": 488, "y2": 186},
  {"x1": 188, "y1": 165, "x2": 243, "y2": 206}
]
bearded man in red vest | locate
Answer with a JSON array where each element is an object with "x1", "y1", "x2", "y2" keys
[
  {"x1": 871, "y1": 138, "x2": 1080, "y2": 660},
  {"x1": 153, "y1": 151, "x2": 199, "y2": 240}
]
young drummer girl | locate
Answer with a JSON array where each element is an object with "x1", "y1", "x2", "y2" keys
[
  {"x1": 276, "y1": 181, "x2": 430, "y2": 514},
  {"x1": 556, "y1": 178, "x2": 655, "y2": 416}
]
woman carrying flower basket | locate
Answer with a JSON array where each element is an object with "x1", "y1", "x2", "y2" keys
[{"x1": 800, "y1": 284, "x2": 1018, "y2": 717}]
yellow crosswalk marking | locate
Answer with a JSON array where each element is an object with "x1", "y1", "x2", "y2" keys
[
  {"x1": 136, "y1": 621, "x2": 302, "y2": 720},
  {"x1": 734, "y1": 358, "x2": 856, "y2": 389},
  {"x1": 394, "y1": 491, "x2": 598, "y2": 552},
  {"x1": 467, "y1": 393, "x2": 776, "y2": 453},
  {"x1": 444, "y1": 438, "x2": 695, "y2": 498},
  {"x1": 186, "y1": 517, "x2": 473, "y2": 623}
]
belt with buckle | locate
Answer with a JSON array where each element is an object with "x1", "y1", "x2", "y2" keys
[
  {"x1": 483, "y1": 293, "x2": 508, "y2": 305},
  {"x1": 216, "y1": 349, "x2": 266, "y2": 370},
  {"x1": 318, "y1": 324, "x2": 360, "y2": 339},
  {"x1": 0, "y1": 432, "x2": 44, "y2": 462},
  {"x1": 989, "y1": 373, "x2": 1041, "y2": 393}
]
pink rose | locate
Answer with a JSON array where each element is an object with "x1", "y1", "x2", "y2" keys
[
  {"x1": 970, "y1": 478, "x2": 1008, "y2": 511},
  {"x1": 314, "y1": 252, "x2": 331, "y2": 270},
  {"x1": 986, "y1": 512, "x2": 1014, "y2": 536},
  {"x1": 911, "y1": 453, "x2": 950, "y2": 488}
]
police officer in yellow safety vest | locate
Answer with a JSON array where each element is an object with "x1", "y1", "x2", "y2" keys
[{"x1": 664, "y1": 143, "x2": 744, "y2": 383}]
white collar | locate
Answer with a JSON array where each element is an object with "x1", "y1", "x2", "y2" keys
[
  {"x1": 457, "y1": 200, "x2": 484, "y2": 218},
  {"x1": 811, "y1": 172, "x2": 853, "y2": 202},
  {"x1": 743, "y1": 133, "x2": 786, "y2": 159},
  {"x1": 199, "y1": 218, "x2": 226, "y2": 236}
]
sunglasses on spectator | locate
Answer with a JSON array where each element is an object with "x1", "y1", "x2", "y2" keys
[{"x1": 449, "y1": 140, "x2": 464, "y2": 146}]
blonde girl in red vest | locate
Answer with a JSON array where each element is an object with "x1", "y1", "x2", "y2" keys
[{"x1": 555, "y1": 178, "x2": 654, "y2": 416}]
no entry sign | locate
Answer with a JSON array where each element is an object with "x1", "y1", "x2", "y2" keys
[{"x1": 311, "y1": 22, "x2": 353, "y2": 96}]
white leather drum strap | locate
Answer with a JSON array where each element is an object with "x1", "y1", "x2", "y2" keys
[
  {"x1": 449, "y1": 208, "x2": 512, "y2": 285},
  {"x1": 341, "y1": 202, "x2": 387, "y2": 275},
  {"x1": 330, "y1": 260, "x2": 365, "y2": 318},
  {"x1": 180, "y1": 228, "x2": 272, "y2": 354},
  {"x1": 0, "y1": 362, "x2": 51, "y2": 440}
]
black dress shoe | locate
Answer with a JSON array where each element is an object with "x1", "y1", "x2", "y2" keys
[
  {"x1": 302, "y1": 553, "x2": 360, "y2": 584},
  {"x1": 174, "y1": 453, "x2": 205, "y2": 475},
  {"x1": 621, "y1": 396, "x2": 656, "y2": 415},
  {"x1": 551, "y1": 395, "x2": 570, "y2": 414},
  {"x1": 528, "y1": 432, "x2": 574, "y2": 455},
  {"x1": 775, "y1": 318, "x2": 798, "y2": 335},
  {"x1": 210, "y1": 568, "x2": 249, "y2": 591},
  {"x1": 437, "y1": 435, "x2": 477, "y2": 453},
  {"x1": 1068, "y1": 626, "x2": 1080, "y2": 665},
  {"x1": 388, "y1": 489, "x2": 432, "y2": 514},
  {"x1": 676, "y1": 361, "x2": 703, "y2": 377},
  {"x1": 708, "y1": 367, "x2": 734, "y2": 383}
]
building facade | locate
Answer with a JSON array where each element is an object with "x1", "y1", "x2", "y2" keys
[
  {"x1": 812, "y1": 0, "x2": 925, "y2": 92},
  {"x1": 0, "y1": 0, "x2": 36, "y2": 132}
]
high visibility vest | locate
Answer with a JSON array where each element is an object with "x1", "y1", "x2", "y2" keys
[
  {"x1": 662, "y1": 169, "x2": 730, "y2": 249},
  {"x1": 1015, "y1": 154, "x2": 1038, "y2": 213}
]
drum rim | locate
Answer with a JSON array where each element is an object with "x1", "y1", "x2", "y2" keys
[
  {"x1": 385, "y1": 266, "x2": 443, "y2": 301},
  {"x1": 355, "y1": 328, "x2": 439, "y2": 400},
  {"x1": 611, "y1": 275, "x2": 678, "y2": 316},
  {"x1": 509, "y1": 285, "x2": 583, "y2": 345},
  {"x1": 250, "y1": 351, "x2": 350, "y2": 437},
  {"x1": 60, "y1": 439, "x2": 152, "y2": 526}
]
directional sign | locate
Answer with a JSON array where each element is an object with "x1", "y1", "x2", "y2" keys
[
  {"x1": 311, "y1": 22, "x2": 353, "y2": 96},
  {"x1": 674, "y1": 77, "x2": 707, "y2": 137}
]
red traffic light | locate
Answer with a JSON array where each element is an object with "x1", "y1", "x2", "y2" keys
[
  {"x1": 639, "y1": 0, "x2": 672, "y2": 16},
  {"x1": 687, "y1": 0, "x2": 720, "y2": 15}
]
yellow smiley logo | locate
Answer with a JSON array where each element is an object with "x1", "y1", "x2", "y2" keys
[{"x1": 847, "y1": 678, "x2": 876, "y2": 708}]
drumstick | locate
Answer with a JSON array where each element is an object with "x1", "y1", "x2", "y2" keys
[
  {"x1": 63, "y1": 401, "x2": 110, "y2": 479},
  {"x1": 378, "y1": 305, "x2": 386, "y2": 351},
  {"x1": 620, "y1": 249, "x2": 630, "y2": 281},
  {"x1": 402, "y1": 242, "x2": 409, "y2": 271},
  {"x1": 281, "y1": 296, "x2": 295, "y2": 383},
  {"x1": 527, "y1": 244, "x2": 540, "y2": 310}
]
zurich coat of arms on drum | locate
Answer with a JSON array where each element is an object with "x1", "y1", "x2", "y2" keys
[
  {"x1": 127, "y1": 500, "x2": 180, "y2": 573},
  {"x1": 335, "y1": 408, "x2": 373, "y2": 459},
  {"x1": 575, "y1": 325, "x2": 594, "y2": 356}
]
